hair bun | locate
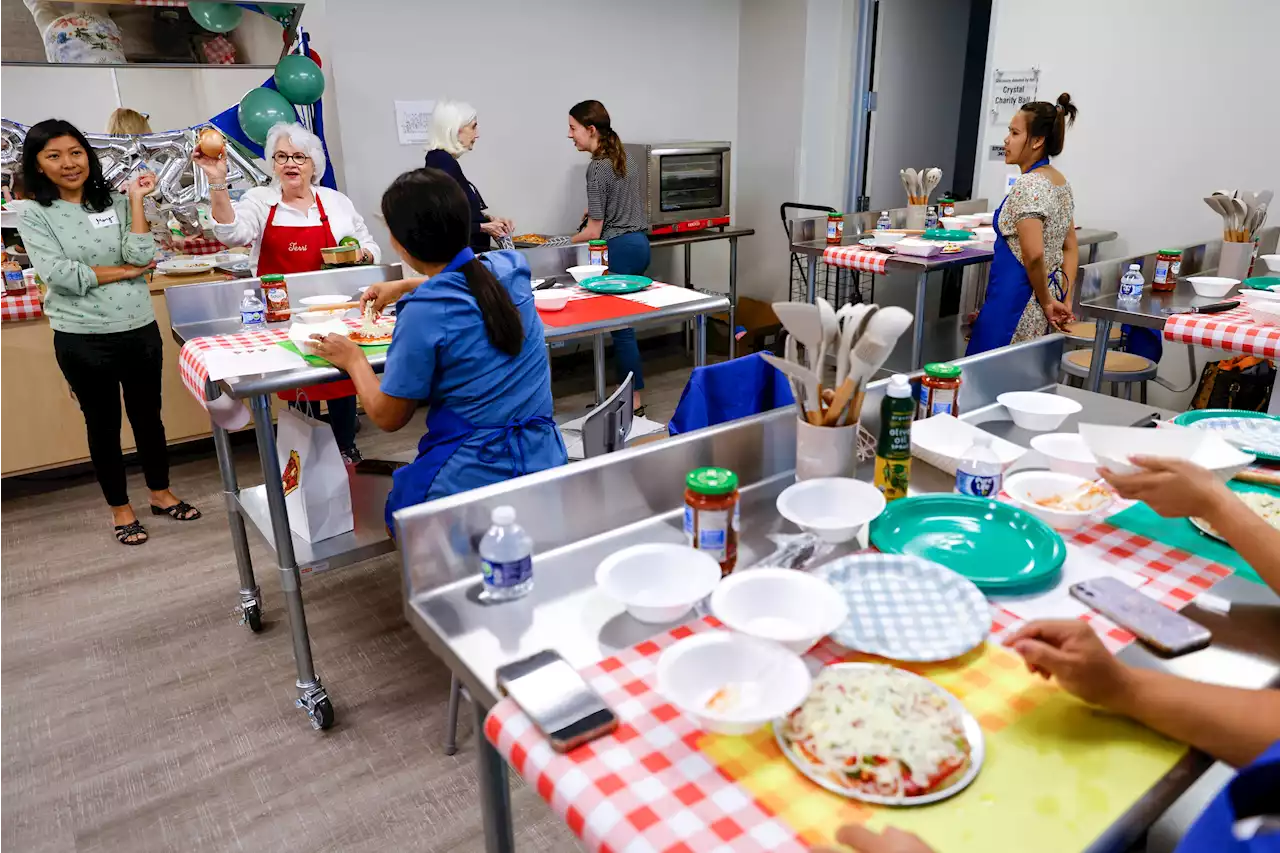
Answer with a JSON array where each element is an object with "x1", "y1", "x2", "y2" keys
[
  {"x1": 1055, "y1": 92, "x2": 1078, "y2": 126},
  {"x1": 1056, "y1": 92, "x2": 1073, "y2": 108}
]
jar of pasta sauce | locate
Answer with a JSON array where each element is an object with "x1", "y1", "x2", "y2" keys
[
  {"x1": 684, "y1": 467, "x2": 739, "y2": 576},
  {"x1": 588, "y1": 240, "x2": 608, "y2": 267},
  {"x1": 261, "y1": 274, "x2": 290, "y2": 323},
  {"x1": 1152, "y1": 249, "x2": 1182, "y2": 292},
  {"x1": 917, "y1": 362, "x2": 962, "y2": 419},
  {"x1": 826, "y1": 212, "x2": 845, "y2": 244}
]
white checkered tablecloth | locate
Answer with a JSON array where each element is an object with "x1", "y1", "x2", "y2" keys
[
  {"x1": 1, "y1": 289, "x2": 43, "y2": 322},
  {"x1": 821, "y1": 245, "x2": 890, "y2": 274},
  {"x1": 483, "y1": 512, "x2": 1232, "y2": 853},
  {"x1": 1163, "y1": 304, "x2": 1280, "y2": 359}
]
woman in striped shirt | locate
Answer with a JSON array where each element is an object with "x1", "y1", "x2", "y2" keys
[{"x1": 568, "y1": 100, "x2": 650, "y2": 415}]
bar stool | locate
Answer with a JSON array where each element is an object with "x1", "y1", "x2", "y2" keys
[
  {"x1": 1060, "y1": 350, "x2": 1158, "y2": 402},
  {"x1": 1061, "y1": 320, "x2": 1122, "y2": 351}
]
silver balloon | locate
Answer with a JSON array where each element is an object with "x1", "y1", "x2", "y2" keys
[
  {"x1": 224, "y1": 140, "x2": 270, "y2": 187},
  {"x1": 1, "y1": 119, "x2": 24, "y2": 170}
]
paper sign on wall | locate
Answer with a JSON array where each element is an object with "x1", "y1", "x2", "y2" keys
[
  {"x1": 990, "y1": 68, "x2": 1039, "y2": 123},
  {"x1": 394, "y1": 100, "x2": 435, "y2": 146},
  {"x1": 989, "y1": 144, "x2": 1006, "y2": 161}
]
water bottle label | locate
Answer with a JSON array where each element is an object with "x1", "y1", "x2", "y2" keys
[
  {"x1": 956, "y1": 470, "x2": 1000, "y2": 497},
  {"x1": 482, "y1": 556, "x2": 532, "y2": 589},
  {"x1": 241, "y1": 307, "x2": 264, "y2": 326}
]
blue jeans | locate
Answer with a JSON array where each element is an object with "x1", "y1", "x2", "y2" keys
[
  {"x1": 606, "y1": 231, "x2": 650, "y2": 391},
  {"x1": 290, "y1": 396, "x2": 358, "y2": 456}
]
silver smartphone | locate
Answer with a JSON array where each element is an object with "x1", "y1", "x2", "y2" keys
[
  {"x1": 496, "y1": 650, "x2": 618, "y2": 753},
  {"x1": 1070, "y1": 577, "x2": 1212, "y2": 655}
]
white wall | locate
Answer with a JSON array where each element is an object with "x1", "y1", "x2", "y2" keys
[
  {"x1": 735, "y1": 0, "x2": 859, "y2": 302},
  {"x1": 324, "y1": 0, "x2": 740, "y2": 284},
  {"x1": 973, "y1": 0, "x2": 1280, "y2": 259},
  {"x1": 864, "y1": 0, "x2": 971, "y2": 211}
]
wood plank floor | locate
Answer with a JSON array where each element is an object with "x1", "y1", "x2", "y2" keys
[{"x1": 1, "y1": 344, "x2": 704, "y2": 853}]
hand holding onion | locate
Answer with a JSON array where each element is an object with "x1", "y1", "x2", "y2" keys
[{"x1": 191, "y1": 128, "x2": 228, "y2": 183}]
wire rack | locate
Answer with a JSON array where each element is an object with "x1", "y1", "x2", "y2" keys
[{"x1": 781, "y1": 203, "x2": 876, "y2": 307}]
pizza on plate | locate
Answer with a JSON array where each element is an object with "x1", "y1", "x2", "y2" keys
[
  {"x1": 348, "y1": 326, "x2": 393, "y2": 345},
  {"x1": 781, "y1": 665, "x2": 971, "y2": 800}
]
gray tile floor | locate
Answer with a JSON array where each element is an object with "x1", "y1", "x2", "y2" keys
[{"x1": 1, "y1": 345, "x2": 703, "y2": 853}]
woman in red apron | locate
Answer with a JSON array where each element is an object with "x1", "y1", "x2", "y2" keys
[{"x1": 197, "y1": 122, "x2": 382, "y2": 463}]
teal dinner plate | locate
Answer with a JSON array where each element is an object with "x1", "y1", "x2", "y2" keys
[
  {"x1": 1241, "y1": 276, "x2": 1280, "y2": 291},
  {"x1": 579, "y1": 274, "x2": 654, "y2": 294},
  {"x1": 1173, "y1": 408, "x2": 1280, "y2": 462},
  {"x1": 869, "y1": 495, "x2": 1066, "y2": 593},
  {"x1": 921, "y1": 228, "x2": 973, "y2": 242}
]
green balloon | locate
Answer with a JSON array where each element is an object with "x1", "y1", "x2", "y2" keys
[
  {"x1": 273, "y1": 54, "x2": 325, "y2": 105},
  {"x1": 237, "y1": 87, "x2": 296, "y2": 144},
  {"x1": 189, "y1": 3, "x2": 243, "y2": 33}
]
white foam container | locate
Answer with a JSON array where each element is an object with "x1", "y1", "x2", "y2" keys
[
  {"x1": 911, "y1": 415, "x2": 1027, "y2": 475},
  {"x1": 1078, "y1": 423, "x2": 1254, "y2": 480},
  {"x1": 595, "y1": 543, "x2": 722, "y2": 624},
  {"x1": 1030, "y1": 432, "x2": 1099, "y2": 479},
  {"x1": 1004, "y1": 470, "x2": 1113, "y2": 530},
  {"x1": 566, "y1": 264, "x2": 606, "y2": 282},
  {"x1": 997, "y1": 391, "x2": 1084, "y2": 431},
  {"x1": 775, "y1": 477, "x2": 886, "y2": 543},
  {"x1": 710, "y1": 568, "x2": 848, "y2": 653}
]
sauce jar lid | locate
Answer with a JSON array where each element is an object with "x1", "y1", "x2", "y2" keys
[
  {"x1": 828, "y1": 211, "x2": 844, "y2": 217},
  {"x1": 261, "y1": 274, "x2": 285, "y2": 282},
  {"x1": 1157, "y1": 248, "x2": 1182, "y2": 255},
  {"x1": 686, "y1": 467, "x2": 738, "y2": 495},
  {"x1": 924, "y1": 362, "x2": 961, "y2": 379},
  {"x1": 589, "y1": 240, "x2": 607, "y2": 246}
]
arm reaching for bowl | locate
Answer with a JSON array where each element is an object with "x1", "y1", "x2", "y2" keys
[{"x1": 1099, "y1": 456, "x2": 1280, "y2": 593}]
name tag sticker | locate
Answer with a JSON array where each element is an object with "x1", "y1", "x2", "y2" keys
[{"x1": 88, "y1": 209, "x2": 120, "y2": 229}]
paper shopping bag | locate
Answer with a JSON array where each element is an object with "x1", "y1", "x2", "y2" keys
[{"x1": 276, "y1": 406, "x2": 353, "y2": 542}]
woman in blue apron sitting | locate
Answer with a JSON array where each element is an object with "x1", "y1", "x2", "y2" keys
[
  {"x1": 308, "y1": 167, "x2": 567, "y2": 533},
  {"x1": 967, "y1": 93, "x2": 1080, "y2": 355}
]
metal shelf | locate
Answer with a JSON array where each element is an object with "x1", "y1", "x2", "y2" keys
[{"x1": 236, "y1": 471, "x2": 397, "y2": 575}]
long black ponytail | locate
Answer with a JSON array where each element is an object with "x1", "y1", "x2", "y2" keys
[{"x1": 381, "y1": 168, "x2": 523, "y2": 357}]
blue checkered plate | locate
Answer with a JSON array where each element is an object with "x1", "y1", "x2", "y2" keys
[{"x1": 812, "y1": 553, "x2": 990, "y2": 662}]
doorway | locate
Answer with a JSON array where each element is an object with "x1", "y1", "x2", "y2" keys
[{"x1": 847, "y1": 0, "x2": 992, "y2": 213}]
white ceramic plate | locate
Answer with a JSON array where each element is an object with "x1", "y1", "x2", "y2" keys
[
  {"x1": 157, "y1": 258, "x2": 217, "y2": 275},
  {"x1": 774, "y1": 662, "x2": 985, "y2": 805}
]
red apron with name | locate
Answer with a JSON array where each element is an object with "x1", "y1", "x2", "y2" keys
[{"x1": 260, "y1": 194, "x2": 356, "y2": 403}]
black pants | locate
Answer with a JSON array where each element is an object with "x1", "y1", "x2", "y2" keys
[{"x1": 53, "y1": 322, "x2": 169, "y2": 507}]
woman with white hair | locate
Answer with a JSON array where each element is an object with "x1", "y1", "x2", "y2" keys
[
  {"x1": 424, "y1": 100, "x2": 513, "y2": 253},
  {"x1": 194, "y1": 121, "x2": 382, "y2": 464}
]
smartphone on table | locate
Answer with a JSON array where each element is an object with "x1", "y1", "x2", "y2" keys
[
  {"x1": 1069, "y1": 577, "x2": 1212, "y2": 655},
  {"x1": 496, "y1": 649, "x2": 618, "y2": 753}
]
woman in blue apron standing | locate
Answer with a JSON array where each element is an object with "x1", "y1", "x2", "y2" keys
[
  {"x1": 967, "y1": 93, "x2": 1079, "y2": 355},
  {"x1": 568, "y1": 99, "x2": 650, "y2": 415},
  {"x1": 308, "y1": 168, "x2": 567, "y2": 532}
]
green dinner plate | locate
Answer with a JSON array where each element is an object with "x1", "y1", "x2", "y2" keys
[
  {"x1": 579, "y1": 274, "x2": 653, "y2": 294},
  {"x1": 921, "y1": 228, "x2": 973, "y2": 242},
  {"x1": 869, "y1": 494, "x2": 1066, "y2": 594},
  {"x1": 1242, "y1": 276, "x2": 1280, "y2": 291},
  {"x1": 1172, "y1": 408, "x2": 1280, "y2": 462}
]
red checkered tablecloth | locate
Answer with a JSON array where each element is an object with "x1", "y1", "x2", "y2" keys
[
  {"x1": 821, "y1": 245, "x2": 889, "y2": 274},
  {"x1": 168, "y1": 236, "x2": 230, "y2": 256},
  {"x1": 1163, "y1": 304, "x2": 1280, "y2": 359},
  {"x1": 1, "y1": 289, "x2": 43, "y2": 323},
  {"x1": 485, "y1": 518, "x2": 1229, "y2": 853},
  {"x1": 199, "y1": 35, "x2": 237, "y2": 65}
]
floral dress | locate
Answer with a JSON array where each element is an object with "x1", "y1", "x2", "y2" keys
[{"x1": 999, "y1": 171, "x2": 1074, "y2": 343}]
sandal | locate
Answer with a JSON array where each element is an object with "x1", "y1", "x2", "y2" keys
[
  {"x1": 634, "y1": 405, "x2": 647, "y2": 418},
  {"x1": 151, "y1": 500, "x2": 202, "y2": 521},
  {"x1": 114, "y1": 520, "x2": 148, "y2": 546}
]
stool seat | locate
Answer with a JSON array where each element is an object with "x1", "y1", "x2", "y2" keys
[
  {"x1": 1062, "y1": 320, "x2": 1122, "y2": 342},
  {"x1": 1064, "y1": 350, "x2": 1154, "y2": 374}
]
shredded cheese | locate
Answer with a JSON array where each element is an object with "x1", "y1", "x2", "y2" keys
[{"x1": 785, "y1": 667, "x2": 968, "y2": 797}]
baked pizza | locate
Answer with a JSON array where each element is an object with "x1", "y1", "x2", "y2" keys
[{"x1": 780, "y1": 665, "x2": 972, "y2": 800}]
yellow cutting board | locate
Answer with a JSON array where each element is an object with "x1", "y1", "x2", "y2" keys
[{"x1": 700, "y1": 644, "x2": 1187, "y2": 852}]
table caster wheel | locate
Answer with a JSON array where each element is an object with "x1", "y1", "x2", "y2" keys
[
  {"x1": 244, "y1": 604, "x2": 262, "y2": 632},
  {"x1": 310, "y1": 698, "x2": 335, "y2": 730}
]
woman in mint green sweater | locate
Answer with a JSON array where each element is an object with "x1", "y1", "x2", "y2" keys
[{"x1": 18, "y1": 119, "x2": 201, "y2": 545}]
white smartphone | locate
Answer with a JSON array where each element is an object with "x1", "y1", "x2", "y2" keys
[
  {"x1": 1070, "y1": 577, "x2": 1212, "y2": 655},
  {"x1": 496, "y1": 650, "x2": 618, "y2": 753}
]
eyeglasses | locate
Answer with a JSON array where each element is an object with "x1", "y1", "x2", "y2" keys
[{"x1": 272, "y1": 152, "x2": 311, "y2": 166}]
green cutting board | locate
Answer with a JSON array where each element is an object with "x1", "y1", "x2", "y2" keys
[
  {"x1": 277, "y1": 339, "x2": 390, "y2": 367},
  {"x1": 1106, "y1": 493, "x2": 1266, "y2": 585}
]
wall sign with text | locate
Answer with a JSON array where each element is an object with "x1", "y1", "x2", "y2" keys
[{"x1": 990, "y1": 68, "x2": 1039, "y2": 123}]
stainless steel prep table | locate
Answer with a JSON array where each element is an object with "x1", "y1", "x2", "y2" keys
[
  {"x1": 1074, "y1": 227, "x2": 1280, "y2": 394},
  {"x1": 789, "y1": 203, "x2": 1118, "y2": 370},
  {"x1": 518, "y1": 227, "x2": 754, "y2": 361},
  {"x1": 165, "y1": 265, "x2": 728, "y2": 730},
  {"x1": 397, "y1": 333, "x2": 1279, "y2": 853}
]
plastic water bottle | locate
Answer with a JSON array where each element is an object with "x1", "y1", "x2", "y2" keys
[
  {"x1": 239, "y1": 288, "x2": 265, "y2": 331},
  {"x1": 1118, "y1": 263, "x2": 1144, "y2": 305},
  {"x1": 876, "y1": 210, "x2": 891, "y2": 230},
  {"x1": 955, "y1": 435, "x2": 1002, "y2": 498},
  {"x1": 478, "y1": 505, "x2": 534, "y2": 601},
  {"x1": 925, "y1": 206, "x2": 939, "y2": 229}
]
